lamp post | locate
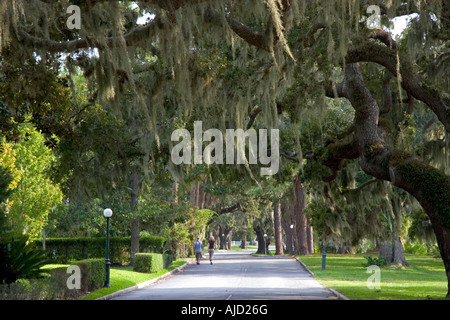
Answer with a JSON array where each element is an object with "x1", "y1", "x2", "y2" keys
[
  {"x1": 290, "y1": 224, "x2": 294, "y2": 254},
  {"x1": 103, "y1": 208, "x2": 113, "y2": 287},
  {"x1": 322, "y1": 243, "x2": 327, "y2": 270},
  {"x1": 263, "y1": 234, "x2": 267, "y2": 255},
  {"x1": 221, "y1": 233, "x2": 225, "y2": 250}
]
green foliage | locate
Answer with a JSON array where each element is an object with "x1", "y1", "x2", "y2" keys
[
  {"x1": 399, "y1": 160, "x2": 450, "y2": 228},
  {"x1": 397, "y1": 112, "x2": 417, "y2": 151},
  {"x1": 363, "y1": 256, "x2": 387, "y2": 268},
  {"x1": 0, "y1": 258, "x2": 105, "y2": 300},
  {"x1": 163, "y1": 254, "x2": 174, "y2": 269},
  {"x1": 75, "y1": 259, "x2": 106, "y2": 290},
  {"x1": 133, "y1": 253, "x2": 164, "y2": 273},
  {"x1": 1, "y1": 117, "x2": 63, "y2": 238},
  {"x1": 34, "y1": 236, "x2": 165, "y2": 264},
  {"x1": 0, "y1": 236, "x2": 51, "y2": 284}
]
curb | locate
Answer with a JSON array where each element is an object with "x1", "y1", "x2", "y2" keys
[
  {"x1": 328, "y1": 288, "x2": 350, "y2": 300},
  {"x1": 294, "y1": 257, "x2": 314, "y2": 275},
  {"x1": 95, "y1": 260, "x2": 194, "y2": 300},
  {"x1": 294, "y1": 256, "x2": 350, "y2": 300}
]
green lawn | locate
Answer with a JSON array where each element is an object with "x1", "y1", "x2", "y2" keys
[
  {"x1": 79, "y1": 260, "x2": 186, "y2": 300},
  {"x1": 297, "y1": 254, "x2": 448, "y2": 300}
]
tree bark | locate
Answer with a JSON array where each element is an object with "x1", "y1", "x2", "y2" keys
[
  {"x1": 307, "y1": 225, "x2": 314, "y2": 254},
  {"x1": 379, "y1": 241, "x2": 393, "y2": 263},
  {"x1": 273, "y1": 200, "x2": 284, "y2": 255},
  {"x1": 293, "y1": 176, "x2": 309, "y2": 255},
  {"x1": 281, "y1": 200, "x2": 295, "y2": 254},
  {"x1": 129, "y1": 168, "x2": 141, "y2": 266},
  {"x1": 219, "y1": 225, "x2": 225, "y2": 250},
  {"x1": 254, "y1": 226, "x2": 266, "y2": 254},
  {"x1": 240, "y1": 235, "x2": 247, "y2": 249},
  {"x1": 392, "y1": 238, "x2": 409, "y2": 266}
]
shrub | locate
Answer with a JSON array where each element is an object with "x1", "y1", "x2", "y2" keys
[
  {"x1": 363, "y1": 256, "x2": 387, "y2": 268},
  {"x1": 133, "y1": 253, "x2": 164, "y2": 273},
  {"x1": 74, "y1": 259, "x2": 105, "y2": 291},
  {"x1": 0, "y1": 236, "x2": 51, "y2": 284},
  {"x1": 0, "y1": 258, "x2": 105, "y2": 300},
  {"x1": 33, "y1": 236, "x2": 165, "y2": 264},
  {"x1": 163, "y1": 254, "x2": 174, "y2": 268}
]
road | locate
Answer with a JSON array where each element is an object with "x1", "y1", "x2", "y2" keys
[{"x1": 111, "y1": 249, "x2": 339, "y2": 300}]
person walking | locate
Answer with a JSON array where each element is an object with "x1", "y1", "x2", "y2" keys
[
  {"x1": 207, "y1": 236, "x2": 215, "y2": 265},
  {"x1": 194, "y1": 237, "x2": 204, "y2": 265}
]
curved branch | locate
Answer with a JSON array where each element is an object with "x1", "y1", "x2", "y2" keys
[
  {"x1": 347, "y1": 41, "x2": 450, "y2": 133},
  {"x1": 17, "y1": 18, "x2": 162, "y2": 53},
  {"x1": 204, "y1": 7, "x2": 270, "y2": 52}
]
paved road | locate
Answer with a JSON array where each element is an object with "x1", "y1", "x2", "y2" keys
[{"x1": 112, "y1": 250, "x2": 339, "y2": 300}]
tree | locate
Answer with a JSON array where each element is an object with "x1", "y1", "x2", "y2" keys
[
  {"x1": 1, "y1": 117, "x2": 62, "y2": 238},
  {"x1": 2, "y1": 0, "x2": 449, "y2": 297}
]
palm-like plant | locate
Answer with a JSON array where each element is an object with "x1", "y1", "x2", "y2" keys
[
  {"x1": 0, "y1": 166, "x2": 50, "y2": 284},
  {"x1": 0, "y1": 236, "x2": 51, "y2": 284}
]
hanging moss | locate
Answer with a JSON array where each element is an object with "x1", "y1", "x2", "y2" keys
[{"x1": 399, "y1": 160, "x2": 450, "y2": 228}]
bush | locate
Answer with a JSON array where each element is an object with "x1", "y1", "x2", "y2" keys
[
  {"x1": 133, "y1": 253, "x2": 164, "y2": 273},
  {"x1": 0, "y1": 236, "x2": 51, "y2": 284},
  {"x1": 0, "y1": 258, "x2": 105, "y2": 300},
  {"x1": 163, "y1": 254, "x2": 174, "y2": 269},
  {"x1": 362, "y1": 256, "x2": 387, "y2": 268},
  {"x1": 74, "y1": 259, "x2": 105, "y2": 291},
  {"x1": 33, "y1": 236, "x2": 165, "y2": 264}
]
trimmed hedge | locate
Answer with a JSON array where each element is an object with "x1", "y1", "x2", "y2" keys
[
  {"x1": 74, "y1": 259, "x2": 106, "y2": 290},
  {"x1": 133, "y1": 253, "x2": 164, "y2": 273},
  {"x1": 33, "y1": 236, "x2": 165, "y2": 264},
  {"x1": 0, "y1": 259, "x2": 105, "y2": 300},
  {"x1": 163, "y1": 254, "x2": 174, "y2": 269}
]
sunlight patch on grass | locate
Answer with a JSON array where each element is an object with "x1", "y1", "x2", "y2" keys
[{"x1": 298, "y1": 254, "x2": 447, "y2": 300}]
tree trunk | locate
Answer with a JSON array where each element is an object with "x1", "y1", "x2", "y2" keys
[
  {"x1": 130, "y1": 217, "x2": 140, "y2": 265},
  {"x1": 307, "y1": 225, "x2": 314, "y2": 254},
  {"x1": 293, "y1": 176, "x2": 308, "y2": 255},
  {"x1": 379, "y1": 237, "x2": 409, "y2": 266},
  {"x1": 273, "y1": 200, "x2": 284, "y2": 255},
  {"x1": 392, "y1": 238, "x2": 409, "y2": 266},
  {"x1": 219, "y1": 225, "x2": 225, "y2": 249},
  {"x1": 173, "y1": 180, "x2": 179, "y2": 204},
  {"x1": 379, "y1": 241, "x2": 393, "y2": 263},
  {"x1": 129, "y1": 168, "x2": 141, "y2": 266},
  {"x1": 254, "y1": 226, "x2": 265, "y2": 254},
  {"x1": 226, "y1": 229, "x2": 232, "y2": 250},
  {"x1": 328, "y1": 63, "x2": 450, "y2": 297},
  {"x1": 240, "y1": 235, "x2": 247, "y2": 249},
  {"x1": 281, "y1": 200, "x2": 295, "y2": 254}
]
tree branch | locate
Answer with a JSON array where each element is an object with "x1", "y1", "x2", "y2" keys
[
  {"x1": 347, "y1": 41, "x2": 450, "y2": 133},
  {"x1": 204, "y1": 7, "x2": 270, "y2": 52}
]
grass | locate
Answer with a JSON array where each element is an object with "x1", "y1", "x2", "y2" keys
[
  {"x1": 79, "y1": 260, "x2": 186, "y2": 300},
  {"x1": 297, "y1": 254, "x2": 448, "y2": 300}
]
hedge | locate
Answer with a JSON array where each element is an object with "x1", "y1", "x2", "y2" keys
[
  {"x1": 33, "y1": 236, "x2": 165, "y2": 264},
  {"x1": 133, "y1": 253, "x2": 164, "y2": 273},
  {"x1": 163, "y1": 254, "x2": 174, "y2": 269},
  {"x1": 0, "y1": 259, "x2": 105, "y2": 300}
]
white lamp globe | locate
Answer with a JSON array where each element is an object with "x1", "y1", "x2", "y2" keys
[{"x1": 103, "y1": 208, "x2": 113, "y2": 218}]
